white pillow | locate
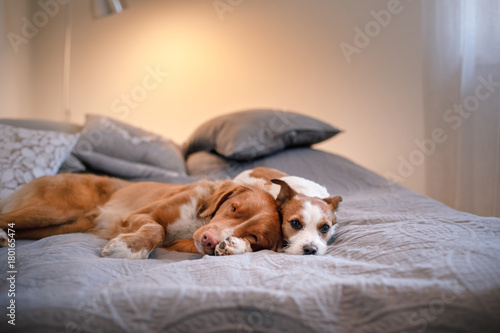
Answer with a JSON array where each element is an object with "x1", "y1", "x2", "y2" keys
[{"x1": 0, "y1": 124, "x2": 80, "y2": 199}]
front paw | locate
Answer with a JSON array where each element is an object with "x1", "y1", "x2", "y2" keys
[
  {"x1": 215, "y1": 237, "x2": 252, "y2": 256},
  {"x1": 102, "y1": 236, "x2": 150, "y2": 259}
]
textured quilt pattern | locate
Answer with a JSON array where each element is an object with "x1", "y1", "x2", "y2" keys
[{"x1": 1, "y1": 149, "x2": 499, "y2": 332}]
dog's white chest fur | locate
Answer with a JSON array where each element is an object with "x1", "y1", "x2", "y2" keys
[{"x1": 164, "y1": 197, "x2": 205, "y2": 244}]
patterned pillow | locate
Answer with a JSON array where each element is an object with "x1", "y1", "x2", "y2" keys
[{"x1": 0, "y1": 124, "x2": 80, "y2": 199}]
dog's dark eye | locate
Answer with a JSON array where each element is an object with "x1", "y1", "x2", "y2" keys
[
  {"x1": 290, "y1": 220, "x2": 302, "y2": 230},
  {"x1": 319, "y1": 224, "x2": 330, "y2": 233},
  {"x1": 249, "y1": 234, "x2": 258, "y2": 241},
  {"x1": 231, "y1": 205, "x2": 237, "y2": 213}
]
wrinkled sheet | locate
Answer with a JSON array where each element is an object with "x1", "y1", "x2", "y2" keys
[{"x1": 1, "y1": 148, "x2": 499, "y2": 332}]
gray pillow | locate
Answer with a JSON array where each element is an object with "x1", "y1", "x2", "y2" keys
[
  {"x1": 0, "y1": 118, "x2": 82, "y2": 134},
  {"x1": 73, "y1": 115, "x2": 187, "y2": 178},
  {"x1": 0, "y1": 124, "x2": 79, "y2": 199},
  {"x1": 186, "y1": 151, "x2": 232, "y2": 178},
  {"x1": 0, "y1": 118, "x2": 85, "y2": 173},
  {"x1": 183, "y1": 110, "x2": 341, "y2": 161}
]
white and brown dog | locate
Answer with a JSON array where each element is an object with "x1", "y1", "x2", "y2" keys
[
  {"x1": 234, "y1": 167, "x2": 342, "y2": 255},
  {"x1": 0, "y1": 173, "x2": 283, "y2": 258}
]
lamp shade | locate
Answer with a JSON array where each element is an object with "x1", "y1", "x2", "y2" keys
[{"x1": 91, "y1": 0, "x2": 126, "y2": 19}]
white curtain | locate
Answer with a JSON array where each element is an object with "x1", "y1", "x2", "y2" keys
[{"x1": 423, "y1": 1, "x2": 500, "y2": 217}]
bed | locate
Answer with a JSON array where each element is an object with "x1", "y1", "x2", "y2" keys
[{"x1": 1, "y1": 111, "x2": 499, "y2": 333}]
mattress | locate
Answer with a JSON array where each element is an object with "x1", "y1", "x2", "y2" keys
[{"x1": 1, "y1": 147, "x2": 499, "y2": 332}]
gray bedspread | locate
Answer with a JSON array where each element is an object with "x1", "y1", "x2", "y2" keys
[{"x1": 1, "y1": 148, "x2": 499, "y2": 332}]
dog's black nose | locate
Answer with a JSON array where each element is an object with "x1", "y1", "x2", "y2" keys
[{"x1": 303, "y1": 244, "x2": 317, "y2": 255}]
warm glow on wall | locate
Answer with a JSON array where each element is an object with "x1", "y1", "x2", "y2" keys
[{"x1": 3, "y1": 0, "x2": 425, "y2": 194}]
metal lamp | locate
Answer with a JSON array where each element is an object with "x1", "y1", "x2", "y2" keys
[
  {"x1": 91, "y1": 0, "x2": 127, "y2": 19},
  {"x1": 63, "y1": 0, "x2": 127, "y2": 121}
]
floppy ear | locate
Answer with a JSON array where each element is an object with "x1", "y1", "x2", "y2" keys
[
  {"x1": 199, "y1": 181, "x2": 238, "y2": 218},
  {"x1": 323, "y1": 195, "x2": 342, "y2": 211},
  {"x1": 271, "y1": 179, "x2": 297, "y2": 208}
]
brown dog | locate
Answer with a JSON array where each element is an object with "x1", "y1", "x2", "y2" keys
[{"x1": 0, "y1": 173, "x2": 282, "y2": 258}]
